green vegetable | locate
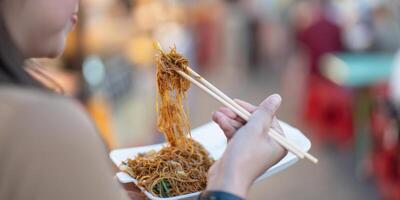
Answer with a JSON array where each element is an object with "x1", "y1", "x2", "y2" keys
[{"x1": 153, "y1": 179, "x2": 171, "y2": 198}]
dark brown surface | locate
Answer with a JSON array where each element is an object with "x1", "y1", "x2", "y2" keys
[{"x1": 121, "y1": 182, "x2": 148, "y2": 200}]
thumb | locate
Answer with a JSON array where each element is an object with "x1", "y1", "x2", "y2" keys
[{"x1": 245, "y1": 94, "x2": 282, "y2": 134}]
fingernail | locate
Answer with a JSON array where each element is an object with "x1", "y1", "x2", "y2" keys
[
  {"x1": 259, "y1": 94, "x2": 282, "y2": 113},
  {"x1": 264, "y1": 94, "x2": 282, "y2": 111},
  {"x1": 268, "y1": 94, "x2": 282, "y2": 105}
]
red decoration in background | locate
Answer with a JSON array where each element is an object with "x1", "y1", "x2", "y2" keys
[
  {"x1": 303, "y1": 75, "x2": 354, "y2": 146},
  {"x1": 370, "y1": 85, "x2": 400, "y2": 200}
]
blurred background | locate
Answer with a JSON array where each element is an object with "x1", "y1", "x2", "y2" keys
[{"x1": 31, "y1": 0, "x2": 400, "y2": 199}]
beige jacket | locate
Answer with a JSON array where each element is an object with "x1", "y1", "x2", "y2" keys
[{"x1": 0, "y1": 87, "x2": 130, "y2": 200}]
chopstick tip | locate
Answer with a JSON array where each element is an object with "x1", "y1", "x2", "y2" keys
[{"x1": 153, "y1": 41, "x2": 163, "y2": 52}]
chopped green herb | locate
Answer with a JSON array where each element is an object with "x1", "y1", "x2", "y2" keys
[{"x1": 153, "y1": 179, "x2": 171, "y2": 198}]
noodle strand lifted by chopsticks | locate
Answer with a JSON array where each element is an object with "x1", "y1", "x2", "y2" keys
[
  {"x1": 121, "y1": 46, "x2": 214, "y2": 198},
  {"x1": 156, "y1": 47, "x2": 191, "y2": 147}
]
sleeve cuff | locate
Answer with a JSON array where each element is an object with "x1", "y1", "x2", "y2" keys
[{"x1": 198, "y1": 191, "x2": 244, "y2": 200}]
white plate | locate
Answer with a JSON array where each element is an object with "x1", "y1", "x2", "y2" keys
[{"x1": 110, "y1": 121, "x2": 311, "y2": 200}]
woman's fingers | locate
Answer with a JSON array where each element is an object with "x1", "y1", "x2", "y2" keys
[
  {"x1": 212, "y1": 111, "x2": 243, "y2": 139},
  {"x1": 208, "y1": 94, "x2": 286, "y2": 198},
  {"x1": 213, "y1": 96, "x2": 282, "y2": 139},
  {"x1": 234, "y1": 99, "x2": 257, "y2": 113},
  {"x1": 244, "y1": 94, "x2": 282, "y2": 135},
  {"x1": 216, "y1": 99, "x2": 257, "y2": 124},
  {"x1": 234, "y1": 99, "x2": 257, "y2": 123},
  {"x1": 218, "y1": 107, "x2": 237, "y2": 119}
]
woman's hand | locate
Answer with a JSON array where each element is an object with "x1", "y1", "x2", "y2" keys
[{"x1": 206, "y1": 94, "x2": 287, "y2": 198}]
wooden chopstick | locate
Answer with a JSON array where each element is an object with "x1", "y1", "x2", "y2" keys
[
  {"x1": 186, "y1": 67, "x2": 251, "y2": 116},
  {"x1": 185, "y1": 68, "x2": 312, "y2": 159},
  {"x1": 177, "y1": 70, "x2": 316, "y2": 159},
  {"x1": 176, "y1": 69, "x2": 309, "y2": 161},
  {"x1": 176, "y1": 70, "x2": 250, "y2": 120},
  {"x1": 181, "y1": 69, "x2": 320, "y2": 163}
]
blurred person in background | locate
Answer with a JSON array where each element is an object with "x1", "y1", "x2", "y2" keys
[
  {"x1": 291, "y1": 0, "x2": 353, "y2": 146},
  {"x1": 0, "y1": 0, "x2": 287, "y2": 200}
]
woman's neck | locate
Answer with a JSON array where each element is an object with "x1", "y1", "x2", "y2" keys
[
  {"x1": 0, "y1": 18, "x2": 40, "y2": 87},
  {"x1": 0, "y1": 18, "x2": 24, "y2": 69}
]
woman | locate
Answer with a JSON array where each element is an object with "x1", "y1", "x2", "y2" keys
[{"x1": 0, "y1": 0, "x2": 286, "y2": 200}]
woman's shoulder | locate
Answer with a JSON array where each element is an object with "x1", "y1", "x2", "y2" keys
[
  {"x1": 0, "y1": 86, "x2": 73, "y2": 108},
  {"x1": 0, "y1": 86, "x2": 86, "y2": 120},
  {"x1": 0, "y1": 87, "x2": 129, "y2": 200},
  {"x1": 0, "y1": 86, "x2": 96, "y2": 140}
]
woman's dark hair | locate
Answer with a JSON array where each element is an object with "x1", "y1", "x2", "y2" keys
[{"x1": 0, "y1": 10, "x2": 43, "y2": 87}]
